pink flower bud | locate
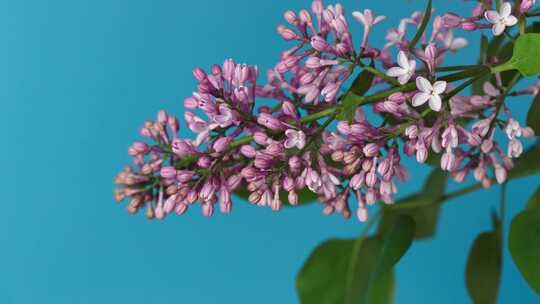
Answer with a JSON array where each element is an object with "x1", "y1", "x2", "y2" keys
[
  {"x1": 175, "y1": 203, "x2": 188, "y2": 215},
  {"x1": 282, "y1": 101, "x2": 298, "y2": 118},
  {"x1": 288, "y1": 190, "x2": 298, "y2": 205},
  {"x1": 363, "y1": 143, "x2": 379, "y2": 157},
  {"x1": 452, "y1": 168, "x2": 468, "y2": 183},
  {"x1": 253, "y1": 132, "x2": 269, "y2": 145},
  {"x1": 197, "y1": 156, "x2": 212, "y2": 169},
  {"x1": 212, "y1": 137, "x2": 230, "y2": 153},
  {"x1": 240, "y1": 145, "x2": 257, "y2": 158},
  {"x1": 299, "y1": 9, "x2": 312, "y2": 24},
  {"x1": 227, "y1": 175, "x2": 242, "y2": 190},
  {"x1": 312, "y1": 0, "x2": 323, "y2": 16},
  {"x1": 132, "y1": 141, "x2": 149, "y2": 153},
  {"x1": 442, "y1": 12, "x2": 462, "y2": 28},
  {"x1": 201, "y1": 203, "x2": 214, "y2": 217},
  {"x1": 160, "y1": 166, "x2": 177, "y2": 179},
  {"x1": 284, "y1": 10, "x2": 297, "y2": 24},
  {"x1": 277, "y1": 25, "x2": 297, "y2": 40},
  {"x1": 157, "y1": 110, "x2": 168, "y2": 124},
  {"x1": 305, "y1": 57, "x2": 322, "y2": 68},
  {"x1": 522, "y1": 126, "x2": 535, "y2": 138},
  {"x1": 283, "y1": 176, "x2": 295, "y2": 192},
  {"x1": 289, "y1": 156, "x2": 302, "y2": 169},
  {"x1": 311, "y1": 35, "x2": 329, "y2": 51},
  {"x1": 193, "y1": 67, "x2": 207, "y2": 81},
  {"x1": 164, "y1": 196, "x2": 176, "y2": 213},
  {"x1": 350, "y1": 173, "x2": 365, "y2": 190},
  {"x1": 357, "y1": 207, "x2": 368, "y2": 222},
  {"x1": 495, "y1": 165, "x2": 507, "y2": 184},
  {"x1": 183, "y1": 97, "x2": 198, "y2": 109},
  {"x1": 155, "y1": 204, "x2": 165, "y2": 220},
  {"x1": 461, "y1": 22, "x2": 477, "y2": 31},
  {"x1": 366, "y1": 171, "x2": 378, "y2": 188},
  {"x1": 521, "y1": 0, "x2": 536, "y2": 13}
]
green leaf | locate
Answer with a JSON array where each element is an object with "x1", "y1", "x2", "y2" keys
[
  {"x1": 296, "y1": 238, "x2": 395, "y2": 304},
  {"x1": 526, "y1": 187, "x2": 540, "y2": 210},
  {"x1": 350, "y1": 67, "x2": 375, "y2": 96},
  {"x1": 297, "y1": 215, "x2": 414, "y2": 304},
  {"x1": 493, "y1": 33, "x2": 540, "y2": 77},
  {"x1": 379, "y1": 170, "x2": 447, "y2": 239},
  {"x1": 374, "y1": 215, "x2": 416, "y2": 276},
  {"x1": 472, "y1": 35, "x2": 491, "y2": 96},
  {"x1": 338, "y1": 68, "x2": 374, "y2": 123},
  {"x1": 233, "y1": 186, "x2": 318, "y2": 207},
  {"x1": 465, "y1": 232, "x2": 502, "y2": 304},
  {"x1": 527, "y1": 93, "x2": 540, "y2": 134},
  {"x1": 509, "y1": 207, "x2": 540, "y2": 295},
  {"x1": 509, "y1": 141, "x2": 540, "y2": 179},
  {"x1": 409, "y1": 0, "x2": 432, "y2": 51},
  {"x1": 480, "y1": 35, "x2": 489, "y2": 65}
]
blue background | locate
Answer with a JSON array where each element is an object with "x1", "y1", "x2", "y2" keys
[{"x1": 2, "y1": 0, "x2": 539, "y2": 303}]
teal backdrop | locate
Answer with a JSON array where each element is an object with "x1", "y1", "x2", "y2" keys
[{"x1": 2, "y1": 0, "x2": 539, "y2": 303}]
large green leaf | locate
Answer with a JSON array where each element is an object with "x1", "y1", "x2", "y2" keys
[
  {"x1": 509, "y1": 207, "x2": 540, "y2": 295},
  {"x1": 465, "y1": 231, "x2": 502, "y2": 304},
  {"x1": 296, "y1": 215, "x2": 415, "y2": 304},
  {"x1": 527, "y1": 93, "x2": 540, "y2": 134},
  {"x1": 296, "y1": 238, "x2": 395, "y2": 304},
  {"x1": 493, "y1": 33, "x2": 540, "y2": 77},
  {"x1": 379, "y1": 170, "x2": 447, "y2": 239},
  {"x1": 526, "y1": 187, "x2": 540, "y2": 210}
]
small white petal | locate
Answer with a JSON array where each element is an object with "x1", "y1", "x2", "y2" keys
[
  {"x1": 408, "y1": 60, "x2": 416, "y2": 71},
  {"x1": 373, "y1": 15, "x2": 386, "y2": 25},
  {"x1": 500, "y1": 2, "x2": 512, "y2": 18},
  {"x1": 397, "y1": 51, "x2": 409, "y2": 69},
  {"x1": 429, "y1": 95, "x2": 442, "y2": 112},
  {"x1": 505, "y1": 15, "x2": 518, "y2": 26},
  {"x1": 352, "y1": 11, "x2": 366, "y2": 25},
  {"x1": 450, "y1": 38, "x2": 468, "y2": 50},
  {"x1": 485, "y1": 11, "x2": 500, "y2": 23},
  {"x1": 386, "y1": 67, "x2": 406, "y2": 77},
  {"x1": 433, "y1": 81, "x2": 447, "y2": 94},
  {"x1": 415, "y1": 76, "x2": 432, "y2": 92},
  {"x1": 493, "y1": 23, "x2": 506, "y2": 36},
  {"x1": 412, "y1": 92, "x2": 430, "y2": 107},
  {"x1": 284, "y1": 138, "x2": 296, "y2": 149},
  {"x1": 398, "y1": 74, "x2": 411, "y2": 85}
]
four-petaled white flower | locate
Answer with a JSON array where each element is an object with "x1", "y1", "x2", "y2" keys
[
  {"x1": 412, "y1": 77, "x2": 447, "y2": 112},
  {"x1": 386, "y1": 51, "x2": 416, "y2": 85},
  {"x1": 284, "y1": 129, "x2": 306, "y2": 149},
  {"x1": 484, "y1": 2, "x2": 518, "y2": 36}
]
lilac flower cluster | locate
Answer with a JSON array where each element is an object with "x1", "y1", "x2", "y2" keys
[{"x1": 115, "y1": 0, "x2": 538, "y2": 222}]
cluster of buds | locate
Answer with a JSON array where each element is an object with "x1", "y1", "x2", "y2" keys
[{"x1": 115, "y1": 0, "x2": 538, "y2": 222}]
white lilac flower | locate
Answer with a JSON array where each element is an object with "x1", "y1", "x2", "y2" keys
[
  {"x1": 484, "y1": 2, "x2": 518, "y2": 36},
  {"x1": 386, "y1": 51, "x2": 416, "y2": 85},
  {"x1": 412, "y1": 77, "x2": 447, "y2": 112},
  {"x1": 284, "y1": 129, "x2": 306, "y2": 149}
]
